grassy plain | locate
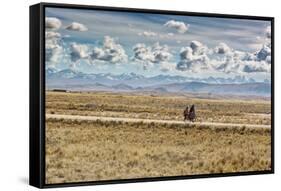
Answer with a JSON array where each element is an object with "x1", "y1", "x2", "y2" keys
[
  {"x1": 45, "y1": 91, "x2": 271, "y2": 184},
  {"x1": 46, "y1": 91, "x2": 271, "y2": 125}
]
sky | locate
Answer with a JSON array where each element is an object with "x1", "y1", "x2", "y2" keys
[{"x1": 45, "y1": 7, "x2": 272, "y2": 81}]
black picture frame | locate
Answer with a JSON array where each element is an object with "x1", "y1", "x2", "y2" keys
[{"x1": 30, "y1": 2, "x2": 274, "y2": 189}]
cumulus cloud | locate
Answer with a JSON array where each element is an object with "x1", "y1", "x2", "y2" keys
[
  {"x1": 214, "y1": 51, "x2": 245, "y2": 74},
  {"x1": 138, "y1": 31, "x2": 157, "y2": 37},
  {"x1": 45, "y1": 18, "x2": 65, "y2": 66},
  {"x1": 164, "y1": 20, "x2": 189, "y2": 33},
  {"x1": 45, "y1": 31, "x2": 63, "y2": 66},
  {"x1": 133, "y1": 44, "x2": 155, "y2": 65},
  {"x1": 190, "y1": 41, "x2": 208, "y2": 55},
  {"x1": 177, "y1": 51, "x2": 210, "y2": 72},
  {"x1": 132, "y1": 42, "x2": 173, "y2": 70},
  {"x1": 214, "y1": 42, "x2": 232, "y2": 54},
  {"x1": 176, "y1": 40, "x2": 271, "y2": 74},
  {"x1": 214, "y1": 44, "x2": 271, "y2": 74},
  {"x1": 256, "y1": 44, "x2": 271, "y2": 61},
  {"x1": 90, "y1": 36, "x2": 127, "y2": 63},
  {"x1": 70, "y1": 43, "x2": 89, "y2": 62},
  {"x1": 45, "y1": 17, "x2": 61, "y2": 30},
  {"x1": 46, "y1": 45, "x2": 63, "y2": 66},
  {"x1": 160, "y1": 62, "x2": 176, "y2": 72},
  {"x1": 152, "y1": 43, "x2": 173, "y2": 63},
  {"x1": 176, "y1": 41, "x2": 211, "y2": 72},
  {"x1": 46, "y1": 31, "x2": 61, "y2": 38},
  {"x1": 66, "y1": 22, "x2": 88, "y2": 32},
  {"x1": 243, "y1": 61, "x2": 270, "y2": 73}
]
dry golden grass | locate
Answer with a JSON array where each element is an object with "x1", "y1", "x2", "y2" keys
[
  {"x1": 46, "y1": 118, "x2": 271, "y2": 184},
  {"x1": 45, "y1": 91, "x2": 271, "y2": 184},
  {"x1": 46, "y1": 91, "x2": 271, "y2": 125}
]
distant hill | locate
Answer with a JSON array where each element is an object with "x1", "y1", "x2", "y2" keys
[
  {"x1": 46, "y1": 68, "x2": 271, "y2": 96},
  {"x1": 155, "y1": 81, "x2": 270, "y2": 96}
]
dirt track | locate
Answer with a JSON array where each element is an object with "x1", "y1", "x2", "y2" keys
[{"x1": 46, "y1": 114, "x2": 270, "y2": 129}]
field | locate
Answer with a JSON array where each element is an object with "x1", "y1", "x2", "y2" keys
[
  {"x1": 46, "y1": 91, "x2": 271, "y2": 125},
  {"x1": 45, "y1": 91, "x2": 271, "y2": 184}
]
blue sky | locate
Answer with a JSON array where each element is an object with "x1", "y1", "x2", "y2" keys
[{"x1": 45, "y1": 7, "x2": 271, "y2": 81}]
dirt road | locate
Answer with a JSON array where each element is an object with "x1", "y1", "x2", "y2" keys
[{"x1": 46, "y1": 114, "x2": 270, "y2": 129}]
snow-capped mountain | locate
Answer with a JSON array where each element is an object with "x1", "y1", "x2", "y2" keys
[
  {"x1": 46, "y1": 68, "x2": 258, "y2": 85},
  {"x1": 45, "y1": 68, "x2": 270, "y2": 96}
]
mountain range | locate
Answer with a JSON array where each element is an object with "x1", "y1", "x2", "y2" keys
[{"x1": 46, "y1": 68, "x2": 271, "y2": 96}]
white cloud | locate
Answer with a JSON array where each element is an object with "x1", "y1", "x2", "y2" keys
[
  {"x1": 177, "y1": 49, "x2": 211, "y2": 72},
  {"x1": 164, "y1": 20, "x2": 189, "y2": 33},
  {"x1": 45, "y1": 30, "x2": 64, "y2": 67},
  {"x1": 159, "y1": 32, "x2": 174, "y2": 39},
  {"x1": 266, "y1": 55, "x2": 271, "y2": 64},
  {"x1": 45, "y1": 17, "x2": 61, "y2": 30},
  {"x1": 138, "y1": 31, "x2": 157, "y2": 37},
  {"x1": 243, "y1": 61, "x2": 270, "y2": 73},
  {"x1": 160, "y1": 62, "x2": 176, "y2": 72},
  {"x1": 132, "y1": 42, "x2": 173, "y2": 70},
  {"x1": 46, "y1": 31, "x2": 61, "y2": 38},
  {"x1": 176, "y1": 40, "x2": 271, "y2": 74},
  {"x1": 66, "y1": 22, "x2": 88, "y2": 32},
  {"x1": 190, "y1": 41, "x2": 208, "y2": 55},
  {"x1": 90, "y1": 36, "x2": 127, "y2": 63},
  {"x1": 214, "y1": 52, "x2": 245, "y2": 74},
  {"x1": 70, "y1": 43, "x2": 89, "y2": 62},
  {"x1": 176, "y1": 41, "x2": 211, "y2": 72},
  {"x1": 214, "y1": 42, "x2": 232, "y2": 54},
  {"x1": 152, "y1": 43, "x2": 173, "y2": 63},
  {"x1": 46, "y1": 46, "x2": 63, "y2": 67},
  {"x1": 215, "y1": 45, "x2": 271, "y2": 74},
  {"x1": 256, "y1": 44, "x2": 271, "y2": 61},
  {"x1": 133, "y1": 43, "x2": 155, "y2": 65}
]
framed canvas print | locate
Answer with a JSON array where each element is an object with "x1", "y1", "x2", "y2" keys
[{"x1": 30, "y1": 2, "x2": 274, "y2": 188}]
